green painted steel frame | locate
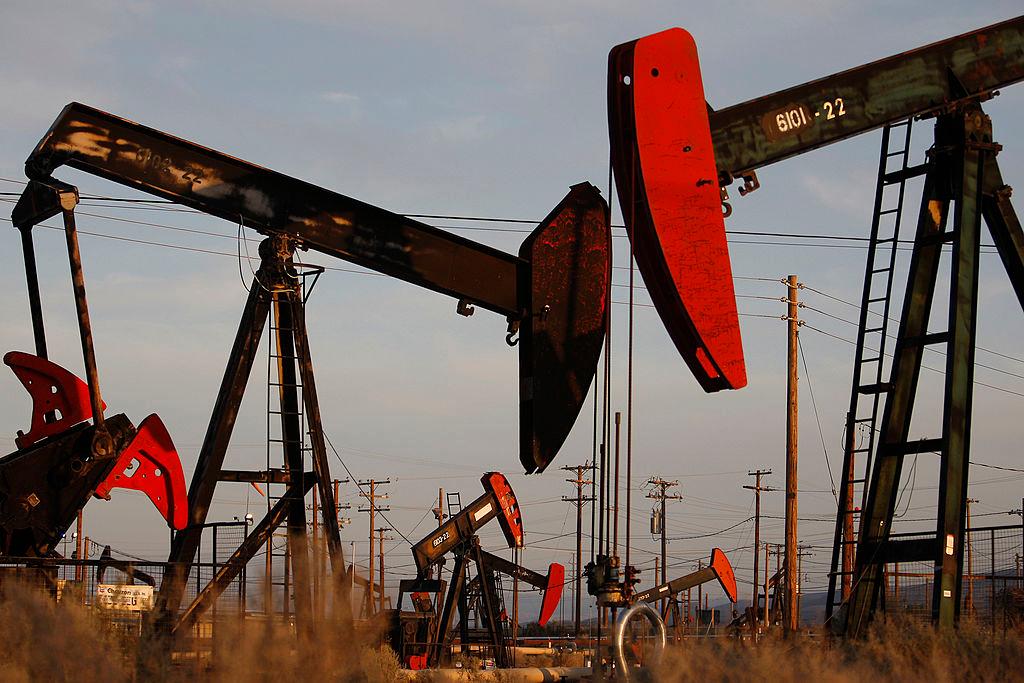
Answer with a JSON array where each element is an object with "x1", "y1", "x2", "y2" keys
[{"x1": 843, "y1": 103, "x2": 1024, "y2": 636}]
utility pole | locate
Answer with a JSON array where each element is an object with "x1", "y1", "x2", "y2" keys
[
  {"x1": 646, "y1": 477, "x2": 682, "y2": 614},
  {"x1": 744, "y1": 469, "x2": 774, "y2": 615},
  {"x1": 562, "y1": 463, "x2": 594, "y2": 637},
  {"x1": 784, "y1": 274, "x2": 800, "y2": 636},
  {"x1": 842, "y1": 411, "x2": 856, "y2": 601},
  {"x1": 512, "y1": 547, "x2": 522, "y2": 648},
  {"x1": 1011, "y1": 500, "x2": 1024, "y2": 578},
  {"x1": 358, "y1": 478, "x2": 390, "y2": 616},
  {"x1": 966, "y1": 498, "x2": 978, "y2": 617},
  {"x1": 695, "y1": 559, "x2": 704, "y2": 626},
  {"x1": 763, "y1": 543, "x2": 771, "y2": 627},
  {"x1": 74, "y1": 509, "x2": 84, "y2": 582},
  {"x1": 797, "y1": 545, "x2": 812, "y2": 627},
  {"x1": 376, "y1": 527, "x2": 393, "y2": 613}
]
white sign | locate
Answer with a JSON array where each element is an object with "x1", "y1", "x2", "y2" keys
[
  {"x1": 473, "y1": 502, "x2": 493, "y2": 522},
  {"x1": 96, "y1": 584, "x2": 154, "y2": 612}
]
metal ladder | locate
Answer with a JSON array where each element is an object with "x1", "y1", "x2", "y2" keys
[
  {"x1": 826, "y1": 119, "x2": 919, "y2": 622},
  {"x1": 263, "y1": 272, "x2": 319, "y2": 619},
  {"x1": 447, "y1": 491, "x2": 463, "y2": 519}
]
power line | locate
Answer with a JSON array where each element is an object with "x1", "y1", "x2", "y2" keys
[
  {"x1": 797, "y1": 336, "x2": 838, "y2": 501},
  {"x1": 800, "y1": 282, "x2": 1024, "y2": 366},
  {"x1": 800, "y1": 322, "x2": 1024, "y2": 398},
  {"x1": 0, "y1": 185, "x2": 1005, "y2": 250},
  {"x1": 666, "y1": 516, "x2": 754, "y2": 541}
]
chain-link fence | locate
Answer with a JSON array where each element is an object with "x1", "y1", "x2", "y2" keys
[
  {"x1": 883, "y1": 523, "x2": 1024, "y2": 630},
  {"x1": 0, "y1": 521, "x2": 256, "y2": 650}
]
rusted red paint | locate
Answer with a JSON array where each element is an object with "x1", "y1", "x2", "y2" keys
[
  {"x1": 4, "y1": 351, "x2": 104, "y2": 448},
  {"x1": 710, "y1": 547, "x2": 738, "y2": 604},
  {"x1": 484, "y1": 472, "x2": 524, "y2": 548},
  {"x1": 609, "y1": 29, "x2": 747, "y2": 391},
  {"x1": 96, "y1": 414, "x2": 188, "y2": 530},
  {"x1": 519, "y1": 183, "x2": 611, "y2": 473}
]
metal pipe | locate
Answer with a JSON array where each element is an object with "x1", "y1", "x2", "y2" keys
[
  {"x1": 18, "y1": 226, "x2": 48, "y2": 359},
  {"x1": 62, "y1": 208, "x2": 104, "y2": 427},
  {"x1": 613, "y1": 412, "x2": 621, "y2": 558},
  {"x1": 612, "y1": 602, "x2": 666, "y2": 680}
]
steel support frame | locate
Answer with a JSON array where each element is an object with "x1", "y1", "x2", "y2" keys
[
  {"x1": 428, "y1": 538, "x2": 510, "y2": 668},
  {"x1": 844, "y1": 102, "x2": 1024, "y2": 635},
  {"x1": 12, "y1": 180, "x2": 110, "y2": 447},
  {"x1": 471, "y1": 541, "x2": 511, "y2": 668},
  {"x1": 155, "y1": 235, "x2": 348, "y2": 631},
  {"x1": 173, "y1": 477, "x2": 314, "y2": 633},
  {"x1": 431, "y1": 547, "x2": 470, "y2": 667}
]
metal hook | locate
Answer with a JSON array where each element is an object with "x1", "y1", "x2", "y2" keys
[
  {"x1": 720, "y1": 186, "x2": 733, "y2": 218},
  {"x1": 505, "y1": 318, "x2": 521, "y2": 347}
]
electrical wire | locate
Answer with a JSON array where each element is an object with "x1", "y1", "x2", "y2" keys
[
  {"x1": 323, "y1": 432, "x2": 414, "y2": 547},
  {"x1": 801, "y1": 282, "x2": 1024, "y2": 366},
  {"x1": 665, "y1": 516, "x2": 753, "y2": 542},
  {"x1": 797, "y1": 335, "x2": 838, "y2": 501},
  {"x1": 800, "y1": 322, "x2": 1024, "y2": 398}
]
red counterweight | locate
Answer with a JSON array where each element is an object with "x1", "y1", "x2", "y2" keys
[
  {"x1": 710, "y1": 547, "x2": 738, "y2": 605},
  {"x1": 538, "y1": 562, "x2": 565, "y2": 626},
  {"x1": 4, "y1": 351, "x2": 104, "y2": 448},
  {"x1": 3, "y1": 351, "x2": 189, "y2": 532},
  {"x1": 95, "y1": 414, "x2": 188, "y2": 530}
]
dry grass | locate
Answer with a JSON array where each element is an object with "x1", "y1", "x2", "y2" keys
[
  {"x1": 196, "y1": 613, "x2": 400, "y2": 682},
  {"x1": 653, "y1": 620, "x2": 1024, "y2": 683},
  {"x1": 1, "y1": 583, "x2": 1021, "y2": 682},
  {"x1": 0, "y1": 585, "x2": 132, "y2": 683},
  {"x1": 0, "y1": 583, "x2": 401, "y2": 682}
]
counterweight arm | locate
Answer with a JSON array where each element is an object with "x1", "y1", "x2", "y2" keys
[
  {"x1": 23, "y1": 103, "x2": 521, "y2": 315},
  {"x1": 708, "y1": 16, "x2": 1024, "y2": 182}
]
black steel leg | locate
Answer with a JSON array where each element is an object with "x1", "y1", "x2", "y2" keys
[
  {"x1": 288, "y1": 294, "x2": 350, "y2": 617},
  {"x1": 845, "y1": 120, "x2": 951, "y2": 636},
  {"x1": 933, "y1": 106, "x2": 988, "y2": 627}
]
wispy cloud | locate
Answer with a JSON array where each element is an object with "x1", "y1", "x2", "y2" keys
[{"x1": 321, "y1": 90, "x2": 361, "y2": 104}]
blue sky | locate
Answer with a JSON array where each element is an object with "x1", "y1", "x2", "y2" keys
[{"x1": 2, "y1": 2, "x2": 1023, "y2": 617}]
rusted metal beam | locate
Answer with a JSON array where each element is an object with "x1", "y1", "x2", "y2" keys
[
  {"x1": 26, "y1": 103, "x2": 521, "y2": 316},
  {"x1": 708, "y1": 16, "x2": 1024, "y2": 181},
  {"x1": 218, "y1": 469, "x2": 310, "y2": 484}
]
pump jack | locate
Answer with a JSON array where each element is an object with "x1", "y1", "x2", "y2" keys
[
  {"x1": 1, "y1": 175, "x2": 189, "y2": 565},
  {"x1": 591, "y1": 547, "x2": 736, "y2": 676},
  {"x1": 12, "y1": 104, "x2": 610, "y2": 632},
  {"x1": 632, "y1": 547, "x2": 737, "y2": 632},
  {"x1": 608, "y1": 17, "x2": 1024, "y2": 633},
  {"x1": 392, "y1": 472, "x2": 563, "y2": 669},
  {"x1": 588, "y1": 547, "x2": 735, "y2": 621}
]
